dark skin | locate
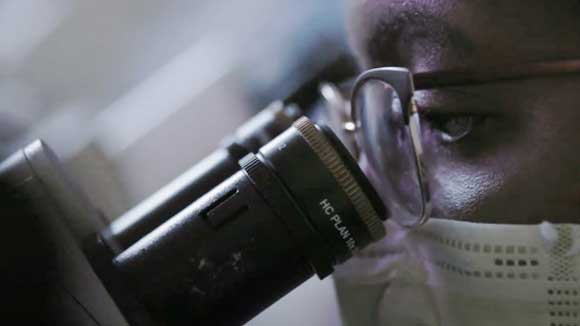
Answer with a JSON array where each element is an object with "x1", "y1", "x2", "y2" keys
[{"x1": 348, "y1": 0, "x2": 580, "y2": 224}]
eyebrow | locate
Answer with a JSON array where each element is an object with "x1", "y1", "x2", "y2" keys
[{"x1": 364, "y1": 9, "x2": 476, "y2": 66}]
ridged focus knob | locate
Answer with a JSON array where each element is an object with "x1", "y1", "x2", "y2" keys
[{"x1": 293, "y1": 117, "x2": 386, "y2": 241}]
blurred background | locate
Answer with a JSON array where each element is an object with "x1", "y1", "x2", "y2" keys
[{"x1": 0, "y1": 0, "x2": 357, "y2": 324}]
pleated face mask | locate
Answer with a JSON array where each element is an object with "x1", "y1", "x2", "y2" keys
[{"x1": 333, "y1": 219, "x2": 580, "y2": 326}]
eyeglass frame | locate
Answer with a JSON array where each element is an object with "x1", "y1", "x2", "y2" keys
[{"x1": 348, "y1": 59, "x2": 580, "y2": 228}]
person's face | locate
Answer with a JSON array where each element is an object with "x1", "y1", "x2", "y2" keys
[{"x1": 348, "y1": 0, "x2": 580, "y2": 224}]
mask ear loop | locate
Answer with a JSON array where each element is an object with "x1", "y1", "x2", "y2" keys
[
  {"x1": 567, "y1": 228, "x2": 580, "y2": 257},
  {"x1": 540, "y1": 222, "x2": 580, "y2": 258}
]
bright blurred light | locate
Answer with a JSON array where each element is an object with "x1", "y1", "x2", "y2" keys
[
  {"x1": 0, "y1": 0, "x2": 72, "y2": 70},
  {"x1": 95, "y1": 37, "x2": 235, "y2": 157}
]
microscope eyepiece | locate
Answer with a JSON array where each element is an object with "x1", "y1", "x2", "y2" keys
[{"x1": 111, "y1": 117, "x2": 386, "y2": 325}]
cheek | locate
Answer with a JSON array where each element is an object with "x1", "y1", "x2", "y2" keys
[
  {"x1": 425, "y1": 82, "x2": 580, "y2": 222},
  {"x1": 429, "y1": 160, "x2": 505, "y2": 220}
]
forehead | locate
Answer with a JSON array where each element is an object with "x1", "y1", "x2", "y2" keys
[{"x1": 349, "y1": 0, "x2": 580, "y2": 70}]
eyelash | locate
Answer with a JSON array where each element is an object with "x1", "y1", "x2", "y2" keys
[{"x1": 421, "y1": 113, "x2": 488, "y2": 143}]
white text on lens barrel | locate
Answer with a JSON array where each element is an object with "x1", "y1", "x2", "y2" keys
[{"x1": 319, "y1": 199, "x2": 356, "y2": 251}]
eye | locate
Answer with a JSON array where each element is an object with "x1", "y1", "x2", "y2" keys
[{"x1": 423, "y1": 114, "x2": 486, "y2": 143}]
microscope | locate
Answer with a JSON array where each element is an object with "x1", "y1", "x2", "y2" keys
[{"x1": 0, "y1": 102, "x2": 386, "y2": 325}]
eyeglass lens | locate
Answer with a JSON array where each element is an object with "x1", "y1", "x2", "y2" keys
[{"x1": 354, "y1": 80, "x2": 424, "y2": 226}]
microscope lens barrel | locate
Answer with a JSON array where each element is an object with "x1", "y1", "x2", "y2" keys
[
  {"x1": 112, "y1": 117, "x2": 386, "y2": 325},
  {"x1": 102, "y1": 103, "x2": 300, "y2": 254}
]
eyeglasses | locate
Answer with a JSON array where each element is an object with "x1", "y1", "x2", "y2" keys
[{"x1": 348, "y1": 59, "x2": 580, "y2": 228}]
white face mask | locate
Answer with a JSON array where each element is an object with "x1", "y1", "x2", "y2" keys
[{"x1": 333, "y1": 219, "x2": 580, "y2": 326}]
